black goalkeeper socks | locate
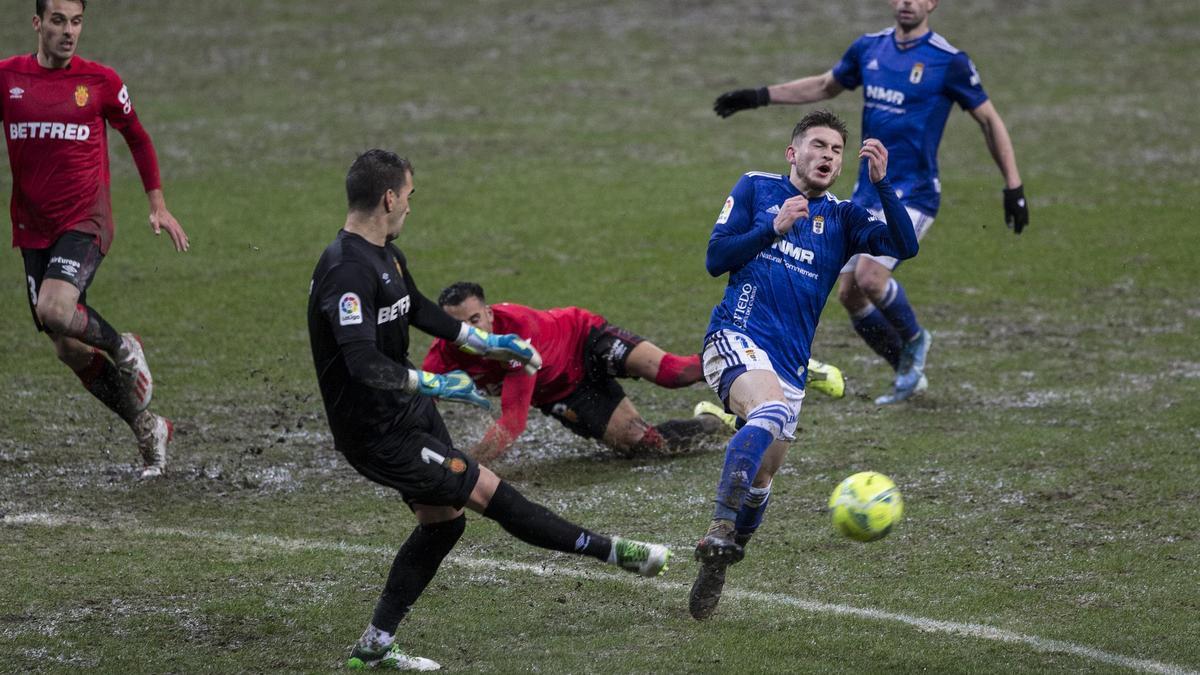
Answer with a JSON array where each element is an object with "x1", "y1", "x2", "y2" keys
[
  {"x1": 483, "y1": 481, "x2": 611, "y2": 561},
  {"x1": 371, "y1": 515, "x2": 466, "y2": 633}
]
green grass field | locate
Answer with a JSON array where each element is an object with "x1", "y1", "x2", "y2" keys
[{"x1": 2, "y1": 1, "x2": 1199, "y2": 672}]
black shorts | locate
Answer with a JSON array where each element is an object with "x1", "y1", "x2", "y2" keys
[
  {"x1": 537, "y1": 322, "x2": 645, "y2": 440},
  {"x1": 20, "y1": 230, "x2": 104, "y2": 332},
  {"x1": 342, "y1": 411, "x2": 481, "y2": 510}
]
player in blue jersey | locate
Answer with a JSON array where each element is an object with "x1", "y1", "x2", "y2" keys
[
  {"x1": 688, "y1": 110, "x2": 918, "y2": 619},
  {"x1": 713, "y1": 0, "x2": 1027, "y2": 404}
]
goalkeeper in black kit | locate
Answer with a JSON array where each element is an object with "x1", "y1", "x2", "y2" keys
[{"x1": 307, "y1": 149, "x2": 672, "y2": 671}]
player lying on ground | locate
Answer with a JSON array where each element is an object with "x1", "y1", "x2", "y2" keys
[
  {"x1": 2, "y1": 0, "x2": 188, "y2": 478},
  {"x1": 714, "y1": 0, "x2": 1026, "y2": 404},
  {"x1": 689, "y1": 111, "x2": 918, "y2": 620},
  {"x1": 424, "y1": 282, "x2": 847, "y2": 464},
  {"x1": 307, "y1": 150, "x2": 671, "y2": 670}
]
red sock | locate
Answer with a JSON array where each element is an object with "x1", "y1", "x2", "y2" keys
[
  {"x1": 73, "y1": 348, "x2": 108, "y2": 387},
  {"x1": 654, "y1": 353, "x2": 702, "y2": 388},
  {"x1": 636, "y1": 426, "x2": 667, "y2": 451}
]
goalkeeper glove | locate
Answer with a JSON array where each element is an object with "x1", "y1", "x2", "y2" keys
[
  {"x1": 408, "y1": 369, "x2": 491, "y2": 409},
  {"x1": 713, "y1": 87, "x2": 770, "y2": 118},
  {"x1": 456, "y1": 324, "x2": 543, "y2": 375},
  {"x1": 1003, "y1": 185, "x2": 1029, "y2": 234}
]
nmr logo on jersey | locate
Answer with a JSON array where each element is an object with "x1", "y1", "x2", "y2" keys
[
  {"x1": 338, "y1": 293, "x2": 362, "y2": 326},
  {"x1": 377, "y1": 295, "x2": 411, "y2": 324},
  {"x1": 865, "y1": 85, "x2": 905, "y2": 106},
  {"x1": 8, "y1": 87, "x2": 23, "y2": 99},
  {"x1": 9, "y1": 122, "x2": 91, "y2": 141}
]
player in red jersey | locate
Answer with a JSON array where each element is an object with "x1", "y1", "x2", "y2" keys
[
  {"x1": 2, "y1": 0, "x2": 189, "y2": 478},
  {"x1": 423, "y1": 281, "x2": 726, "y2": 464}
]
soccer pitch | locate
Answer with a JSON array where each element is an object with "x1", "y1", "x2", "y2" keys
[{"x1": 2, "y1": 1, "x2": 1198, "y2": 672}]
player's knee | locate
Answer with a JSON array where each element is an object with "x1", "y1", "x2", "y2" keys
[
  {"x1": 36, "y1": 301, "x2": 75, "y2": 335},
  {"x1": 854, "y1": 268, "x2": 889, "y2": 299},
  {"x1": 836, "y1": 280, "x2": 866, "y2": 310},
  {"x1": 743, "y1": 400, "x2": 792, "y2": 441}
]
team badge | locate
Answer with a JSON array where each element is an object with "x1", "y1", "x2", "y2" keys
[
  {"x1": 717, "y1": 196, "x2": 734, "y2": 225},
  {"x1": 812, "y1": 215, "x2": 825, "y2": 234},
  {"x1": 338, "y1": 292, "x2": 363, "y2": 326},
  {"x1": 74, "y1": 84, "x2": 89, "y2": 107},
  {"x1": 909, "y1": 63, "x2": 925, "y2": 84},
  {"x1": 447, "y1": 458, "x2": 467, "y2": 474}
]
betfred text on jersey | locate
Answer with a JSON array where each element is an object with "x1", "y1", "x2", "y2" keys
[
  {"x1": 9, "y1": 122, "x2": 91, "y2": 141},
  {"x1": 377, "y1": 295, "x2": 411, "y2": 324}
]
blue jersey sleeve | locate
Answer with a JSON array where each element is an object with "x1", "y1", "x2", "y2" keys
[
  {"x1": 845, "y1": 178, "x2": 919, "y2": 260},
  {"x1": 944, "y1": 51, "x2": 989, "y2": 111},
  {"x1": 706, "y1": 175, "x2": 776, "y2": 277},
  {"x1": 831, "y1": 36, "x2": 867, "y2": 90}
]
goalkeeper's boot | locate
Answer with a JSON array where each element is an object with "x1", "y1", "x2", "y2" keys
[
  {"x1": 133, "y1": 412, "x2": 173, "y2": 479},
  {"x1": 347, "y1": 642, "x2": 441, "y2": 671},
  {"x1": 612, "y1": 537, "x2": 672, "y2": 577},
  {"x1": 805, "y1": 358, "x2": 845, "y2": 399},
  {"x1": 693, "y1": 401, "x2": 737, "y2": 432},
  {"x1": 689, "y1": 520, "x2": 744, "y2": 620},
  {"x1": 116, "y1": 333, "x2": 153, "y2": 412}
]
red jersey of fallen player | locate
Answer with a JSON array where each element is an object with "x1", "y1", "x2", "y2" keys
[
  {"x1": 423, "y1": 303, "x2": 607, "y2": 446},
  {"x1": 1, "y1": 53, "x2": 161, "y2": 254}
]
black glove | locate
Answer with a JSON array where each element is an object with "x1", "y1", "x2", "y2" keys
[
  {"x1": 714, "y1": 87, "x2": 770, "y2": 118},
  {"x1": 1003, "y1": 185, "x2": 1029, "y2": 234}
]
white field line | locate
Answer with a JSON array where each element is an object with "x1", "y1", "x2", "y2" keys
[{"x1": 5, "y1": 512, "x2": 1196, "y2": 675}]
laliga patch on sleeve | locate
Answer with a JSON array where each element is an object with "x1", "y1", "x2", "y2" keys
[
  {"x1": 339, "y1": 292, "x2": 363, "y2": 326},
  {"x1": 717, "y1": 196, "x2": 735, "y2": 225}
]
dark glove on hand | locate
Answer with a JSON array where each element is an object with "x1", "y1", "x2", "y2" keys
[
  {"x1": 714, "y1": 87, "x2": 770, "y2": 118},
  {"x1": 1003, "y1": 185, "x2": 1029, "y2": 234}
]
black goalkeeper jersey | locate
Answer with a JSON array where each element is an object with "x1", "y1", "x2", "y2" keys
[{"x1": 307, "y1": 230, "x2": 460, "y2": 452}]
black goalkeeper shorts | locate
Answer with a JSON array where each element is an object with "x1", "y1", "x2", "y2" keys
[{"x1": 342, "y1": 412, "x2": 481, "y2": 510}]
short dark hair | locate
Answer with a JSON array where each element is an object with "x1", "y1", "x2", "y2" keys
[
  {"x1": 791, "y1": 109, "x2": 848, "y2": 145},
  {"x1": 36, "y1": 0, "x2": 86, "y2": 18},
  {"x1": 438, "y1": 281, "x2": 485, "y2": 308},
  {"x1": 345, "y1": 149, "x2": 413, "y2": 213}
]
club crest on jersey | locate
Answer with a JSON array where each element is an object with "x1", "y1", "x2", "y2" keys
[
  {"x1": 717, "y1": 196, "x2": 734, "y2": 225},
  {"x1": 338, "y1": 292, "x2": 362, "y2": 325},
  {"x1": 812, "y1": 215, "x2": 825, "y2": 234},
  {"x1": 909, "y1": 62, "x2": 925, "y2": 84},
  {"x1": 74, "y1": 85, "x2": 89, "y2": 107},
  {"x1": 8, "y1": 87, "x2": 23, "y2": 99}
]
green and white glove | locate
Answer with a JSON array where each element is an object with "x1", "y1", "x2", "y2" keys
[
  {"x1": 408, "y1": 369, "x2": 491, "y2": 409},
  {"x1": 455, "y1": 324, "x2": 542, "y2": 375}
]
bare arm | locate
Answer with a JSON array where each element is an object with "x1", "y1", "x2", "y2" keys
[
  {"x1": 968, "y1": 100, "x2": 1022, "y2": 189},
  {"x1": 969, "y1": 100, "x2": 1030, "y2": 233},
  {"x1": 767, "y1": 70, "x2": 846, "y2": 105}
]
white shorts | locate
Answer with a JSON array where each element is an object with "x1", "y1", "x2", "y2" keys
[
  {"x1": 701, "y1": 329, "x2": 804, "y2": 440},
  {"x1": 839, "y1": 205, "x2": 935, "y2": 273}
]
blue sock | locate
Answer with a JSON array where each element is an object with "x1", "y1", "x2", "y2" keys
[
  {"x1": 851, "y1": 306, "x2": 902, "y2": 370},
  {"x1": 712, "y1": 402, "x2": 788, "y2": 522},
  {"x1": 712, "y1": 426, "x2": 772, "y2": 522},
  {"x1": 734, "y1": 483, "x2": 771, "y2": 542},
  {"x1": 878, "y1": 278, "x2": 921, "y2": 342}
]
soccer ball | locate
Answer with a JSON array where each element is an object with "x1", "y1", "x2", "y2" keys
[{"x1": 828, "y1": 471, "x2": 904, "y2": 542}]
